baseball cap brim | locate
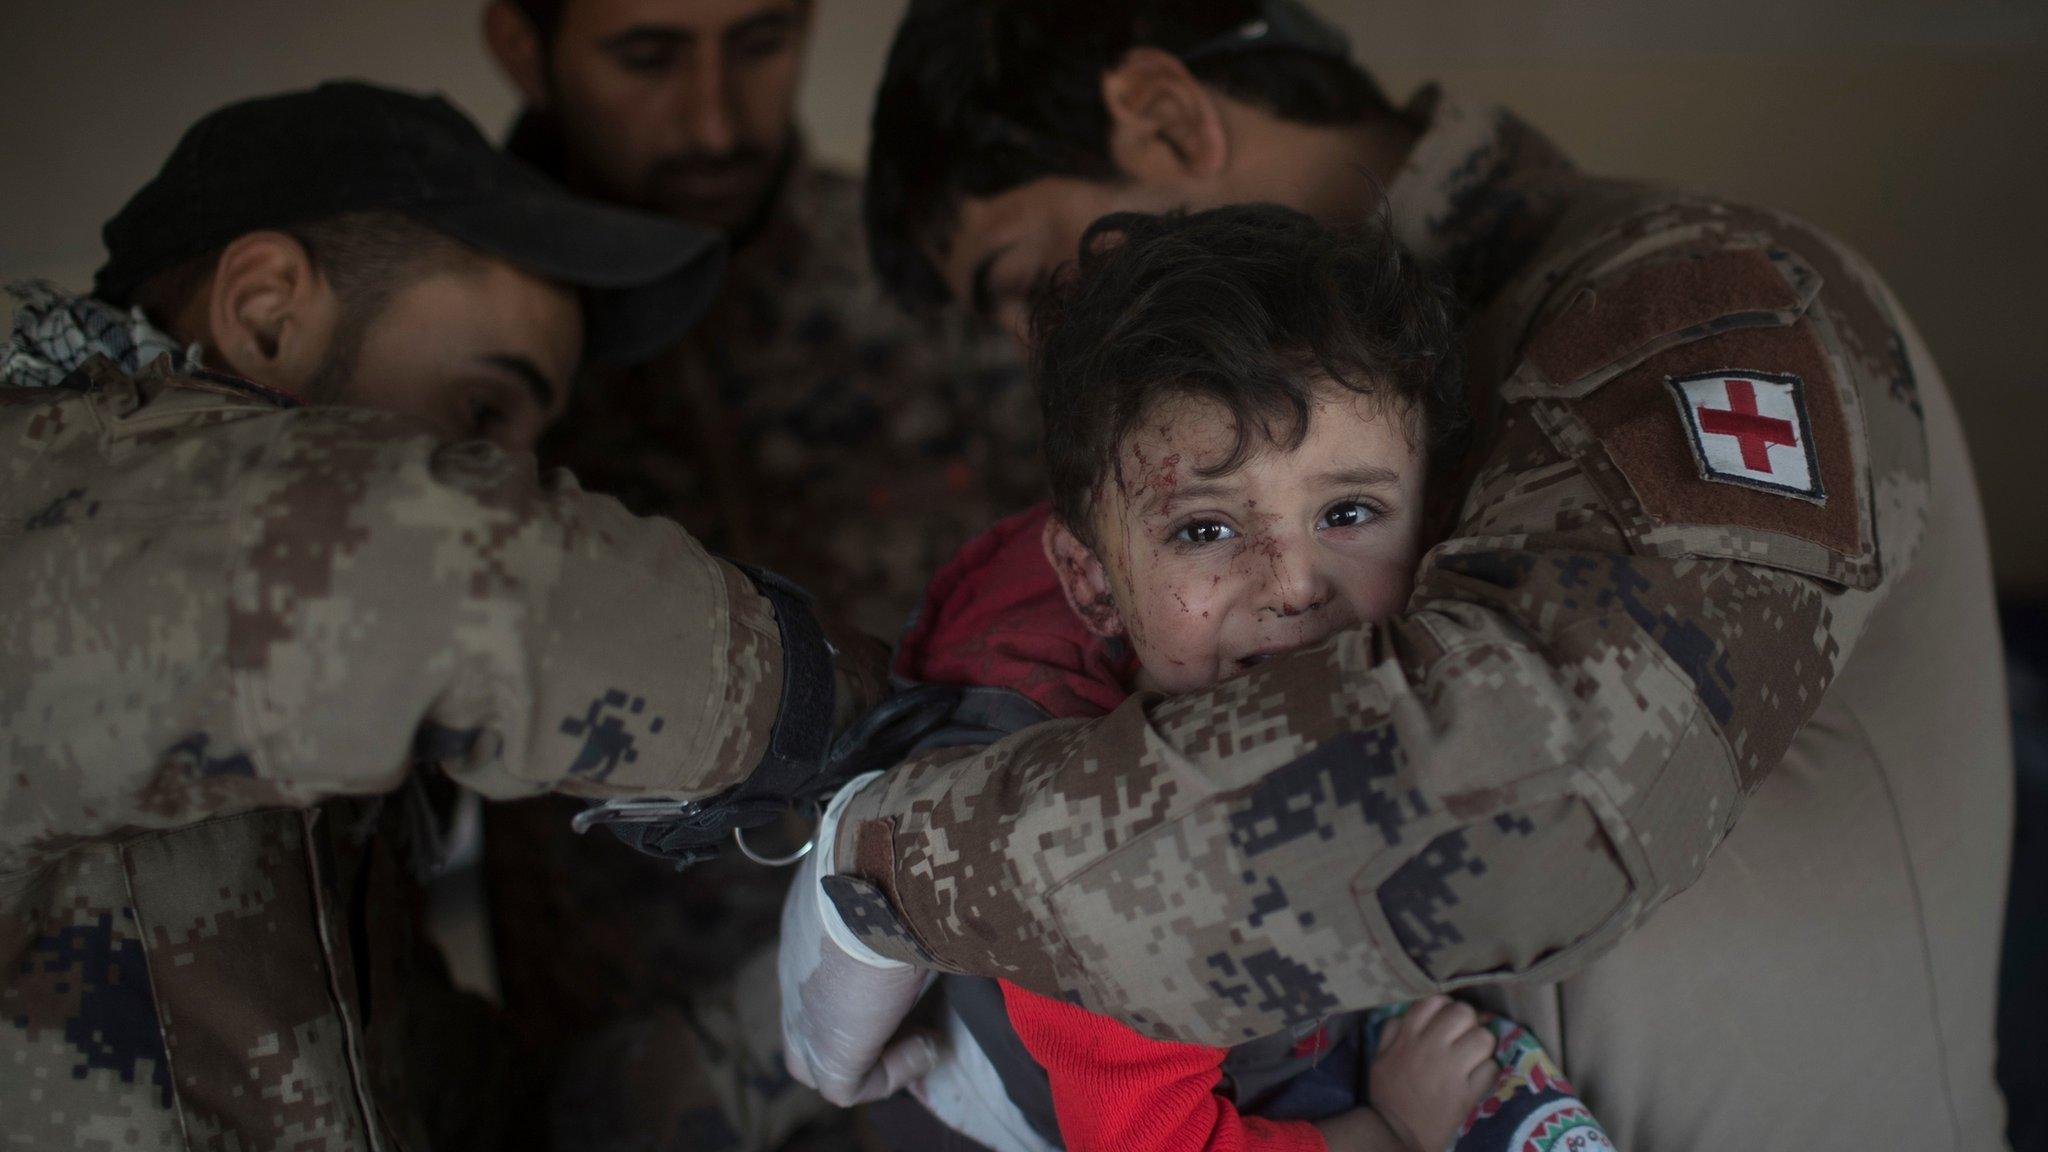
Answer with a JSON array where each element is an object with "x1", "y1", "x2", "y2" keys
[{"x1": 419, "y1": 182, "x2": 725, "y2": 368}]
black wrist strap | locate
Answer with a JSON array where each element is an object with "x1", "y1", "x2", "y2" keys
[
  {"x1": 729, "y1": 562, "x2": 837, "y2": 804},
  {"x1": 572, "y1": 561, "x2": 842, "y2": 868},
  {"x1": 574, "y1": 564, "x2": 972, "y2": 869}
]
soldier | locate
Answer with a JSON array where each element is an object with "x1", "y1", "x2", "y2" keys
[
  {"x1": 475, "y1": 2, "x2": 1032, "y2": 1126},
  {"x1": 482, "y1": 0, "x2": 1035, "y2": 633},
  {"x1": 0, "y1": 82, "x2": 901, "y2": 1151},
  {"x1": 772, "y1": 2, "x2": 2014, "y2": 1148}
]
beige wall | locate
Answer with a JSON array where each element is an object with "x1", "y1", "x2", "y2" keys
[{"x1": 4, "y1": 2, "x2": 2044, "y2": 588}]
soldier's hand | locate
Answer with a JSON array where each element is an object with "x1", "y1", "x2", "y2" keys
[
  {"x1": 777, "y1": 772, "x2": 937, "y2": 1106},
  {"x1": 1366, "y1": 996, "x2": 1498, "y2": 1152}
]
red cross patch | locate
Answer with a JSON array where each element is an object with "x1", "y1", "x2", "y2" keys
[{"x1": 1667, "y1": 370, "x2": 1825, "y2": 502}]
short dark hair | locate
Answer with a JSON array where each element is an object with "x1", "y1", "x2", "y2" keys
[
  {"x1": 510, "y1": 0, "x2": 565, "y2": 41},
  {"x1": 132, "y1": 211, "x2": 483, "y2": 397},
  {"x1": 1035, "y1": 204, "x2": 1465, "y2": 544},
  {"x1": 866, "y1": 0, "x2": 1402, "y2": 313}
]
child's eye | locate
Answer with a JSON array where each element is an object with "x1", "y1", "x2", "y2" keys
[
  {"x1": 1174, "y1": 520, "x2": 1237, "y2": 546},
  {"x1": 1317, "y1": 500, "x2": 1379, "y2": 530}
]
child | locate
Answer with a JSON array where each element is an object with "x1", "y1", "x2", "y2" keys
[{"x1": 893, "y1": 206, "x2": 1612, "y2": 1152}]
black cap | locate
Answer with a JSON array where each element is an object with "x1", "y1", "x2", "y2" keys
[
  {"x1": 1180, "y1": 0, "x2": 1352, "y2": 65},
  {"x1": 94, "y1": 81, "x2": 724, "y2": 367}
]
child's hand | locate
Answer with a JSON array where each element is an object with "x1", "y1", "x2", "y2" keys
[{"x1": 1365, "y1": 996, "x2": 1499, "y2": 1152}]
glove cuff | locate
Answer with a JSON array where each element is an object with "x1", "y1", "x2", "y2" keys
[{"x1": 814, "y1": 770, "x2": 910, "y2": 970}]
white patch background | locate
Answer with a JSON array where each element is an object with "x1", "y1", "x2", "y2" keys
[{"x1": 1670, "y1": 372, "x2": 1821, "y2": 499}]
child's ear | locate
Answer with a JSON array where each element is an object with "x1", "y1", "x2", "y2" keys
[{"x1": 1043, "y1": 515, "x2": 1125, "y2": 639}]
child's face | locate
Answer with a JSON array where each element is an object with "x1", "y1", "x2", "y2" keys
[{"x1": 1047, "y1": 384, "x2": 1430, "y2": 695}]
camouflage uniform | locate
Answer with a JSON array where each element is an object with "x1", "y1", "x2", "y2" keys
[
  {"x1": 823, "y1": 93, "x2": 2012, "y2": 1148},
  {"x1": 0, "y1": 317, "x2": 884, "y2": 1149},
  {"x1": 530, "y1": 142, "x2": 1038, "y2": 638},
  {"x1": 482, "y1": 132, "x2": 1034, "y2": 1105}
]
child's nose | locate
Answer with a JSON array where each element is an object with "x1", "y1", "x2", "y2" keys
[{"x1": 1259, "y1": 538, "x2": 1334, "y2": 618}]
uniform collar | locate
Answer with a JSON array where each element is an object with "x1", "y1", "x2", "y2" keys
[{"x1": 1385, "y1": 87, "x2": 1579, "y2": 310}]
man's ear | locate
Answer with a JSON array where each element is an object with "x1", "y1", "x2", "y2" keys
[
  {"x1": 1099, "y1": 47, "x2": 1229, "y2": 186},
  {"x1": 205, "y1": 231, "x2": 339, "y2": 396},
  {"x1": 1043, "y1": 514, "x2": 1126, "y2": 639},
  {"x1": 485, "y1": 1, "x2": 551, "y2": 109}
]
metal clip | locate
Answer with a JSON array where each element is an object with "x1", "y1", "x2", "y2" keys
[
  {"x1": 570, "y1": 796, "x2": 705, "y2": 833},
  {"x1": 733, "y1": 824, "x2": 815, "y2": 867}
]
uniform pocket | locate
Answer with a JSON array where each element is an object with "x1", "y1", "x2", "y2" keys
[{"x1": 123, "y1": 810, "x2": 377, "y2": 1149}]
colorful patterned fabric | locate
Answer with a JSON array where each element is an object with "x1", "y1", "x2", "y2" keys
[
  {"x1": 1362, "y1": 1006, "x2": 1615, "y2": 1152},
  {"x1": 1456, "y1": 1018, "x2": 1613, "y2": 1152}
]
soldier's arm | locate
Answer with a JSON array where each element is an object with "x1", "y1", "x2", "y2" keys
[
  {"x1": 821, "y1": 209, "x2": 1929, "y2": 1043},
  {"x1": 0, "y1": 378, "x2": 881, "y2": 867}
]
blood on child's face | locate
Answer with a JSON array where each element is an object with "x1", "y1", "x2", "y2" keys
[{"x1": 1087, "y1": 386, "x2": 1428, "y2": 695}]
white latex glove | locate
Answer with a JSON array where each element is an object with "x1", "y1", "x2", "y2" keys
[
  {"x1": 777, "y1": 771, "x2": 938, "y2": 1106},
  {"x1": 912, "y1": 1006, "x2": 1061, "y2": 1152}
]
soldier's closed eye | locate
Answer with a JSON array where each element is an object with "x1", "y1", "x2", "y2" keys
[
  {"x1": 1026, "y1": 261, "x2": 1070, "y2": 310},
  {"x1": 727, "y1": 14, "x2": 799, "y2": 62},
  {"x1": 463, "y1": 391, "x2": 511, "y2": 439},
  {"x1": 602, "y1": 30, "x2": 688, "y2": 76}
]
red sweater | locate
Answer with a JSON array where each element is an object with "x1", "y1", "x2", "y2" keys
[{"x1": 896, "y1": 504, "x2": 1326, "y2": 1152}]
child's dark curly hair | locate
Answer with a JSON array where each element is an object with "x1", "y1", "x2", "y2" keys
[{"x1": 1032, "y1": 203, "x2": 1467, "y2": 542}]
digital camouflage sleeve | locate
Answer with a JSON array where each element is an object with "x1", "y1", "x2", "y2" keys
[
  {"x1": 822, "y1": 173, "x2": 1932, "y2": 1045},
  {"x1": 1, "y1": 351, "x2": 889, "y2": 1149},
  {"x1": 1, "y1": 358, "x2": 882, "y2": 873}
]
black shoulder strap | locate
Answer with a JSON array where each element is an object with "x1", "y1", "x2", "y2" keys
[{"x1": 942, "y1": 973, "x2": 1064, "y2": 1145}]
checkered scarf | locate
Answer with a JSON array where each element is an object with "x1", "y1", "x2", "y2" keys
[{"x1": 3, "y1": 280, "x2": 201, "y2": 389}]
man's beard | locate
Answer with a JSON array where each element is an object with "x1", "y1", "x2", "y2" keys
[
  {"x1": 639, "y1": 143, "x2": 787, "y2": 234},
  {"x1": 535, "y1": 71, "x2": 792, "y2": 236},
  {"x1": 298, "y1": 306, "x2": 370, "y2": 406}
]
